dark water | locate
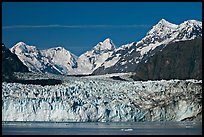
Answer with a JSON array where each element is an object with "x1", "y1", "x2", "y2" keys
[{"x1": 2, "y1": 121, "x2": 202, "y2": 135}]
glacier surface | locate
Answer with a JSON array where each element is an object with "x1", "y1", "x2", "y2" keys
[{"x1": 2, "y1": 78, "x2": 202, "y2": 122}]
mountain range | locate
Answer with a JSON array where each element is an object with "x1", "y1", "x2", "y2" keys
[
  {"x1": 5, "y1": 19, "x2": 202, "y2": 80},
  {"x1": 93, "y1": 19, "x2": 202, "y2": 74}
]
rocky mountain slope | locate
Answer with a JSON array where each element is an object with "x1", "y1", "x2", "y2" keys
[
  {"x1": 76, "y1": 38, "x2": 117, "y2": 74},
  {"x1": 93, "y1": 19, "x2": 202, "y2": 75},
  {"x1": 131, "y1": 37, "x2": 202, "y2": 80},
  {"x1": 2, "y1": 44, "x2": 29, "y2": 82}
]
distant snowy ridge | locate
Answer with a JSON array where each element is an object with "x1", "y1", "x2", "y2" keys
[
  {"x1": 10, "y1": 38, "x2": 116, "y2": 75},
  {"x1": 2, "y1": 78, "x2": 202, "y2": 122},
  {"x1": 10, "y1": 19, "x2": 202, "y2": 75},
  {"x1": 10, "y1": 42, "x2": 78, "y2": 75}
]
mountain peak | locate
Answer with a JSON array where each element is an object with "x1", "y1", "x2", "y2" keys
[
  {"x1": 103, "y1": 38, "x2": 111, "y2": 43},
  {"x1": 180, "y1": 20, "x2": 202, "y2": 27},
  {"x1": 11, "y1": 42, "x2": 27, "y2": 52},
  {"x1": 12, "y1": 42, "x2": 27, "y2": 49},
  {"x1": 156, "y1": 19, "x2": 178, "y2": 29},
  {"x1": 158, "y1": 18, "x2": 169, "y2": 24},
  {"x1": 10, "y1": 42, "x2": 37, "y2": 54},
  {"x1": 147, "y1": 19, "x2": 178, "y2": 35},
  {"x1": 43, "y1": 46, "x2": 73, "y2": 57},
  {"x1": 16, "y1": 41, "x2": 27, "y2": 45},
  {"x1": 50, "y1": 46, "x2": 65, "y2": 51},
  {"x1": 175, "y1": 19, "x2": 202, "y2": 40},
  {"x1": 184, "y1": 20, "x2": 202, "y2": 24},
  {"x1": 93, "y1": 38, "x2": 116, "y2": 52}
]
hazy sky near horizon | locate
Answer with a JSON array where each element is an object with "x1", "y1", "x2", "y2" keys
[{"x1": 2, "y1": 2, "x2": 202, "y2": 56}]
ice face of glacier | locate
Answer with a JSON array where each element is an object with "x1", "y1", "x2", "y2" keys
[{"x1": 2, "y1": 79, "x2": 202, "y2": 122}]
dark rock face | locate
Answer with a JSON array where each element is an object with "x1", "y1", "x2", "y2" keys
[
  {"x1": 2, "y1": 44, "x2": 29, "y2": 82},
  {"x1": 131, "y1": 37, "x2": 202, "y2": 80}
]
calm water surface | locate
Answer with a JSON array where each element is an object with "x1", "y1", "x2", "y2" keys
[{"x1": 2, "y1": 121, "x2": 202, "y2": 135}]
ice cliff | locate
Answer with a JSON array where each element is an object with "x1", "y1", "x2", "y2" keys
[{"x1": 2, "y1": 78, "x2": 202, "y2": 122}]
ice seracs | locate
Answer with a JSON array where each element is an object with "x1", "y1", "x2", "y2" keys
[{"x1": 2, "y1": 77, "x2": 202, "y2": 122}]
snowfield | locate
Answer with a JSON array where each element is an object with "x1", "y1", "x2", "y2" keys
[{"x1": 2, "y1": 77, "x2": 202, "y2": 122}]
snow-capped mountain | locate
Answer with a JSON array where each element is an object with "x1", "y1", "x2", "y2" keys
[
  {"x1": 135, "y1": 19, "x2": 202, "y2": 57},
  {"x1": 10, "y1": 42, "x2": 44, "y2": 72},
  {"x1": 92, "y1": 38, "x2": 115, "y2": 52},
  {"x1": 76, "y1": 38, "x2": 117, "y2": 74},
  {"x1": 10, "y1": 19, "x2": 202, "y2": 76},
  {"x1": 10, "y1": 38, "x2": 116, "y2": 75},
  {"x1": 10, "y1": 42, "x2": 78, "y2": 75},
  {"x1": 175, "y1": 20, "x2": 202, "y2": 41},
  {"x1": 93, "y1": 19, "x2": 202, "y2": 75},
  {"x1": 98, "y1": 42, "x2": 136, "y2": 70},
  {"x1": 41, "y1": 47, "x2": 78, "y2": 74}
]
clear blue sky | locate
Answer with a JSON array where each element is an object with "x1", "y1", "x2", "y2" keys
[{"x1": 2, "y1": 2, "x2": 202, "y2": 56}]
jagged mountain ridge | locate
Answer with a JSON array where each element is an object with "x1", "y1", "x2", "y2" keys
[
  {"x1": 9, "y1": 19, "x2": 202, "y2": 77},
  {"x1": 10, "y1": 42, "x2": 78, "y2": 75},
  {"x1": 10, "y1": 38, "x2": 117, "y2": 75},
  {"x1": 93, "y1": 19, "x2": 202, "y2": 75}
]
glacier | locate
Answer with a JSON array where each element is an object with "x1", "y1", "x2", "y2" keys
[{"x1": 2, "y1": 76, "x2": 202, "y2": 122}]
